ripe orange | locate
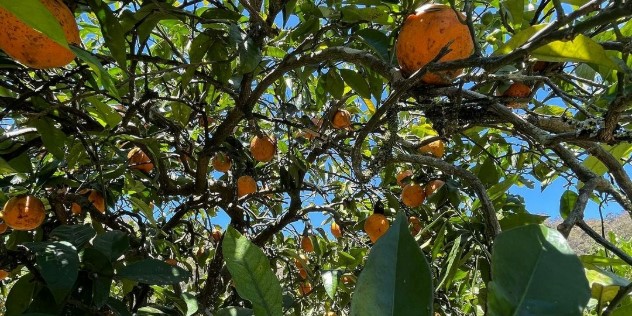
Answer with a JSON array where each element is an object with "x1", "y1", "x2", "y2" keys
[
  {"x1": 409, "y1": 216, "x2": 422, "y2": 236},
  {"x1": 0, "y1": 222, "x2": 7, "y2": 234},
  {"x1": 211, "y1": 228, "x2": 222, "y2": 242},
  {"x1": 425, "y1": 179, "x2": 445, "y2": 198},
  {"x1": 71, "y1": 202, "x2": 82, "y2": 215},
  {"x1": 88, "y1": 190, "x2": 106, "y2": 213},
  {"x1": 396, "y1": 170, "x2": 414, "y2": 187},
  {"x1": 298, "y1": 268, "x2": 308, "y2": 280},
  {"x1": 364, "y1": 213, "x2": 389, "y2": 243},
  {"x1": 301, "y1": 235, "x2": 314, "y2": 253},
  {"x1": 330, "y1": 222, "x2": 342, "y2": 238},
  {"x1": 396, "y1": 4, "x2": 474, "y2": 84},
  {"x1": 1, "y1": 195, "x2": 46, "y2": 231},
  {"x1": 0, "y1": 270, "x2": 9, "y2": 280},
  {"x1": 294, "y1": 254, "x2": 308, "y2": 270},
  {"x1": 250, "y1": 135, "x2": 277, "y2": 162},
  {"x1": 0, "y1": 0, "x2": 80, "y2": 69},
  {"x1": 341, "y1": 274, "x2": 353, "y2": 284},
  {"x1": 402, "y1": 184, "x2": 426, "y2": 207},
  {"x1": 212, "y1": 152, "x2": 231, "y2": 173},
  {"x1": 419, "y1": 139, "x2": 445, "y2": 158},
  {"x1": 127, "y1": 147, "x2": 154, "y2": 173},
  {"x1": 165, "y1": 258, "x2": 178, "y2": 266},
  {"x1": 332, "y1": 109, "x2": 352, "y2": 129},
  {"x1": 302, "y1": 117, "x2": 323, "y2": 140},
  {"x1": 237, "y1": 175, "x2": 257, "y2": 198},
  {"x1": 502, "y1": 82, "x2": 532, "y2": 109},
  {"x1": 298, "y1": 282, "x2": 313, "y2": 296}
]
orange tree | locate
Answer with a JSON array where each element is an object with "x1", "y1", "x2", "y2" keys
[{"x1": 2, "y1": 0, "x2": 632, "y2": 315}]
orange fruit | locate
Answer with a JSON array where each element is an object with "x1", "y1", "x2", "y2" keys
[
  {"x1": 364, "y1": 213, "x2": 389, "y2": 243},
  {"x1": 302, "y1": 117, "x2": 323, "y2": 140},
  {"x1": 199, "y1": 115, "x2": 214, "y2": 127},
  {"x1": 0, "y1": 0, "x2": 80, "y2": 69},
  {"x1": 301, "y1": 235, "x2": 314, "y2": 253},
  {"x1": 212, "y1": 152, "x2": 231, "y2": 173},
  {"x1": 502, "y1": 82, "x2": 532, "y2": 109},
  {"x1": 425, "y1": 179, "x2": 445, "y2": 197},
  {"x1": 1, "y1": 195, "x2": 46, "y2": 231},
  {"x1": 0, "y1": 222, "x2": 7, "y2": 234},
  {"x1": 127, "y1": 147, "x2": 154, "y2": 173},
  {"x1": 250, "y1": 135, "x2": 277, "y2": 162},
  {"x1": 298, "y1": 268, "x2": 308, "y2": 279},
  {"x1": 165, "y1": 258, "x2": 177, "y2": 266},
  {"x1": 419, "y1": 139, "x2": 445, "y2": 158},
  {"x1": 298, "y1": 282, "x2": 312, "y2": 296},
  {"x1": 294, "y1": 254, "x2": 308, "y2": 270},
  {"x1": 396, "y1": 170, "x2": 413, "y2": 187},
  {"x1": 330, "y1": 222, "x2": 342, "y2": 239},
  {"x1": 88, "y1": 190, "x2": 106, "y2": 213},
  {"x1": 401, "y1": 184, "x2": 426, "y2": 207},
  {"x1": 71, "y1": 202, "x2": 82, "y2": 215},
  {"x1": 409, "y1": 216, "x2": 422, "y2": 236},
  {"x1": 332, "y1": 109, "x2": 352, "y2": 129},
  {"x1": 237, "y1": 175, "x2": 257, "y2": 198},
  {"x1": 341, "y1": 274, "x2": 353, "y2": 284},
  {"x1": 211, "y1": 228, "x2": 222, "y2": 242},
  {"x1": 396, "y1": 4, "x2": 474, "y2": 84},
  {"x1": 0, "y1": 270, "x2": 9, "y2": 280}
]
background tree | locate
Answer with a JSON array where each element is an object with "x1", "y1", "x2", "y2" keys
[{"x1": 1, "y1": 0, "x2": 632, "y2": 315}]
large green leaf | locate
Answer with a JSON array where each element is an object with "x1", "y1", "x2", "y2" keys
[
  {"x1": 494, "y1": 24, "x2": 618, "y2": 70},
  {"x1": 223, "y1": 226, "x2": 283, "y2": 316},
  {"x1": 87, "y1": 0, "x2": 127, "y2": 70},
  {"x1": 92, "y1": 230, "x2": 130, "y2": 262},
  {"x1": 116, "y1": 258, "x2": 191, "y2": 285},
  {"x1": 34, "y1": 118, "x2": 68, "y2": 160},
  {"x1": 350, "y1": 212, "x2": 433, "y2": 316},
  {"x1": 321, "y1": 270, "x2": 341, "y2": 300},
  {"x1": 0, "y1": 0, "x2": 68, "y2": 48},
  {"x1": 487, "y1": 224, "x2": 590, "y2": 316},
  {"x1": 583, "y1": 143, "x2": 632, "y2": 176},
  {"x1": 5, "y1": 273, "x2": 37, "y2": 316},
  {"x1": 70, "y1": 46, "x2": 121, "y2": 100},
  {"x1": 559, "y1": 190, "x2": 578, "y2": 220},
  {"x1": 50, "y1": 224, "x2": 96, "y2": 249},
  {"x1": 216, "y1": 307, "x2": 254, "y2": 316},
  {"x1": 25, "y1": 241, "x2": 80, "y2": 304}
]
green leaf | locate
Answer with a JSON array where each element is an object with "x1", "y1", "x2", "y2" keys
[
  {"x1": 70, "y1": 46, "x2": 121, "y2": 100},
  {"x1": 129, "y1": 196, "x2": 157, "y2": 225},
  {"x1": 498, "y1": 212, "x2": 549, "y2": 230},
  {"x1": 437, "y1": 235, "x2": 463, "y2": 290},
  {"x1": 584, "y1": 263, "x2": 631, "y2": 302},
  {"x1": 502, "y1": 0, "x2": 524, "y2": 28},
  {"x1": 25, "y1": 241, "x2": 80, "y2": 304},
  {"x1": 559, "y1": 190, "x2": 578, "y2": 220},
  {"x1": 238, "y1": 39, "x2": 261, "y2": 74},
  {"x1": 533, "y1": 34, "x2": 619, "y2": 70},
  {"x1": 81, "y1": 248, "x2": 114, "y2": 308},
  {"x1": 583, "y1": 143, "x2": 632, "y2": 176},
  {"x1": 5, "y1": 273, "x2": 37, "y2": 316},
  {"x1": 494, "y1": 25, "x2": 546, "y2": 56},
  {"x1": 355, "y1": 29, "x2": 390, "y2": 61},
  {"x1": 340, "y1": 69, "x2": 371, "y2": 100},
  {"x1": 487, "y1": 224, "x2": 590, "y2": 316},
  {"x1": 86, "y1": 0, "x2": 127, "y2": 70},
  {"x1": 50, "y1": 224, "x2": 96, "y2": 249},
  {"x1": 34, "y1": 118, "x2": 67, "y2": 160},
  {"x1": 321, "y1": 270, "x2": 341, "y2": 300},
  {"x1": 350, "y1": 212, "x2": 433, "y2": 316},
  {"x1": 178, "y1": 293, "x2": 199, "y2": 316},
  {"x1": 0, "y1": 0, "x2": 69, "y2": 48},
  {"x1": 87, "y1": 97, "x2": 122, "y2": 128},
  {"x1": 92, "y1": 230, "x2": 130, "y2": 262},
  {"x1": 222, "y1": 226, "x2": 283, "y2": 316},
  {"x1": 106, "y1": 297, "x2": 133, "y2": 316},
  {"x1": 216, "y1": 307, "x2": 254, "y2": 316},
  {"x1": 116, "y1": 258, "x2": 191, "y2": 285}
]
